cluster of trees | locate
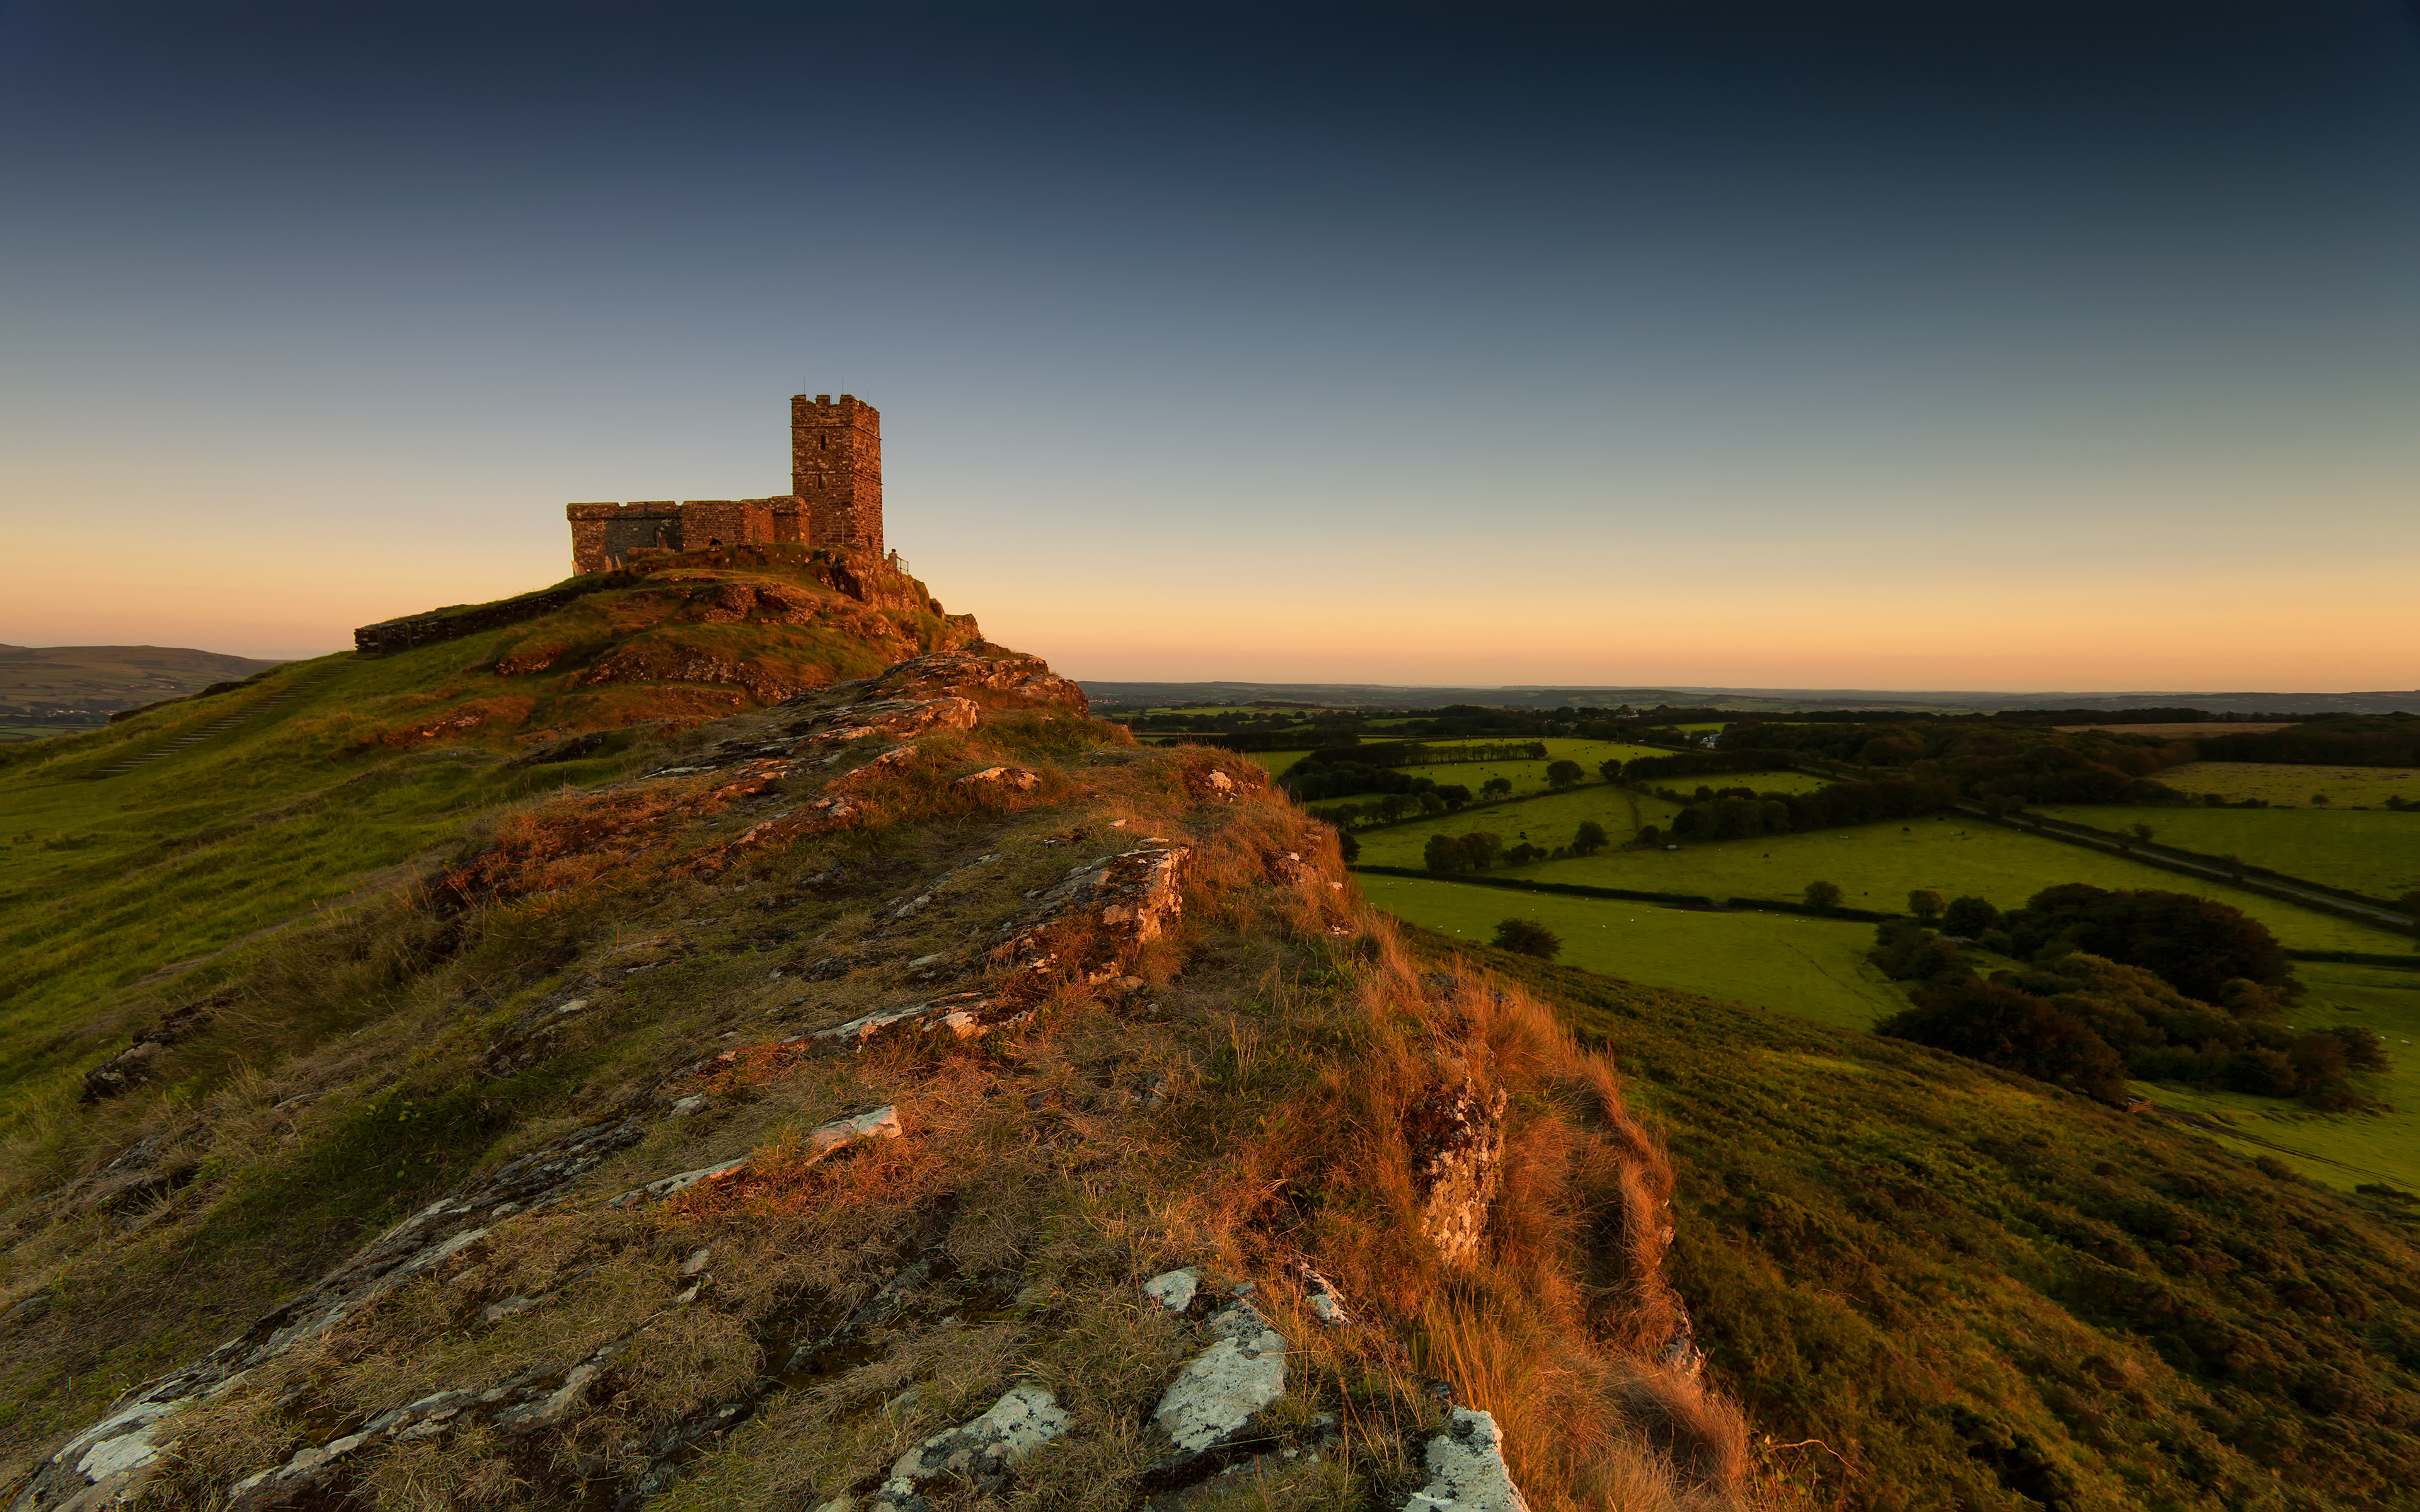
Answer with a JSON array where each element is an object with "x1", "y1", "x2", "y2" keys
[
  {"x1": 2192, "y1": 714, "x2": 2419, "y2": 767},
  {"x1": 1714, "y1": 720, "x2": 2194, "y2": 806},
  {"x1": 1286, "y1": 748, "x2": 1588, "y2": 808},
  {"x1": 1301, "y1": 774, "x2": 1474, "y2": 817},
  {"x1": 1873, "y1": 885, "x2": 2386, "y2": 1109},
  {"x1": 1423, "y1": 821, "x2": 1610, "y2": 873},
  {"x1": 1651, "y1": 776, "x2": 1959, "y2": 843}
]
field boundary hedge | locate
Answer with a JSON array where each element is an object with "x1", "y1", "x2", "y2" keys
[
  {"x1": 1347, "y1": 864, "x2": 1901, "y2": 922},
  {"x1": 2283, "y1": 949, "x2": 2420, "y2": 968}
]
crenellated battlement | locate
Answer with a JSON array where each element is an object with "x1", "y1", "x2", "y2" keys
[{"x1": 566, "y1": 395, "x2": 884, "y2": 573}]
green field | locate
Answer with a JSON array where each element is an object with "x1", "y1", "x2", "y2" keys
[
  {"x1": 1359, "y1": 810, "x2": 2406, "y2": 953},
  {"x1": 1368, "y1": 874, "x2": 2420, "y2": 1191},
  {"x1": 2123, "y1": 961, "x2": 2420, "y2": 1190},
  {"x1": 1370, "y1": 782, "x2": 1684, "y2": 847},
  {"x1": 2162, "y1": 759, "x2": 2420, "y2": 806},
  {"x1": 2036, "y1": 804, "x2": 2420, "y2": 902},
  {"x1": 1237, "y1": 748, "x2": 1313, "y2": 776},
  {"x1": 1364, "y1": 874, "x2": 1909, "y2": 1030},
  {"x1": 1388, "y1": 738, "x2": 1666, "y2": 799}
]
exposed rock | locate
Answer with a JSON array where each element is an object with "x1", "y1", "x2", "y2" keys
[
  {"x1": 1295, "y1": 1263, "x2": 1351, "y2": 1327},
  {"x1": 872, "y1": 1385, "x2": 1073, "y2": 1509},
  {"x1": 1151, "y1": 1294, "x2": 1289, "y2": 1462},
  {"x1": 1402, "y1": 1408, "x2": 1531, "y2": 1512},
  {"x1": 793, "y1": 696, "x2": 980, "y2": 747},
  {"x1": 991, "y1": 844, "x2": 1192, "y2": 985},
  {"x1": 1143, "y1": 1266, "x2": 1201, "y2": 1312},
  {"x1": 80, "y1": 997, "x2": 223, "y2": 1102},
  {"x1": 953, "y1": 764, "x2": 1040, "y2": 792},
  {"x1": 1406, "y1": 1079, "x2": 1508, "y2": 1269},
  {"x1": 607, "y1": 1104, "x2": 898, "y2": 1208},
  {"x1": 814, "y1": 650, "x2": 1088, "y2": 716}
]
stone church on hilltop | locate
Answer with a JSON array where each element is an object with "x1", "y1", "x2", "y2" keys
[{"x1": 566, "y1": 394, "x2": 884, "y2": 575}]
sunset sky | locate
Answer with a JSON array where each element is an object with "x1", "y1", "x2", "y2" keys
[{"x1": 3, "y1": 1, "x2": 2416, "y2": 690}]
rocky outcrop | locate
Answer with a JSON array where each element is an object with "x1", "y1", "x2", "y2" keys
[
  {"x1": 1407, "y1": 1078, "x2": 1509, "y2": 1269},
  {"x1": 79, "y1": 997, "x2": 223, "y2": 1102},
  {"x1": 1403, "y1": 1409, "x2": 1531, "y2": 1512},
  {"x1": 814, "y1": 649, "x2": 1088, "y2": 716},
  {"x1": 954, "y1": 764, "x2": 1040, "y2": 792},
  {"x1": 12, "y1": 1099, "x2": 892, "y2": 1509},
  {"x1": 792, "y1": 695, "x2": 981, "y2": 746},
  {"x1": 872, "y1": 1385, "x2": 1073, "y2": 1510},
  {"x1": 1151, "y1": 1292, "x2": 1289, "y2": 1463},
  {"x1": 990, "y1": 844, "x2": 1192, "y2": 985}
]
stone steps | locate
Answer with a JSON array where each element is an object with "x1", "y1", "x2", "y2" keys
[{"x1": 91, "y1": 672, "x2": 333, "y2": 777}]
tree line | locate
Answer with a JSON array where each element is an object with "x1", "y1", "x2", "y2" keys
[{"x1": 1872, "y1": 885, "x2": 2387, "y2": 1110}]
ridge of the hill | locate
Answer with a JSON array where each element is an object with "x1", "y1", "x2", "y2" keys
[{"x1": 1, "y1": 581, "x2": 1749, "y2": 1511}]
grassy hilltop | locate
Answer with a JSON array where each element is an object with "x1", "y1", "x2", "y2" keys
[
  {"x1": 3, "y1": 559, "x2": 2415, "y2": 1511},
  {"x1": 1, "y1": 553, "x2": 1749, "y2": 1511}
]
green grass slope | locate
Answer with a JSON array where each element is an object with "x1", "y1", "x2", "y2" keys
[
  {"x1": 0, "y1": 549, "x2": 974, "y2": 1130},
  {"x1": 1420, "y1": 927, "x2": 2420, "y2": 1512}
]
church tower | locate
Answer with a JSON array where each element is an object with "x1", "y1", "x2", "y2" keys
[{"x1": 791, "y1": 394, "x2": 883, "y2": 555}]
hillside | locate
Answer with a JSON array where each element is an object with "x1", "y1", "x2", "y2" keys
[
  {"x1": 8, "y1": 557, "x2": 2417, "y2": 1511},
  {"x1": 0, "y1": 644, "x2": 287, "y2": 741},
  {"x1": 1, "y1": 556, "x2": 1744, "y2": 1512},
  {"x1": 1441, "y1": 933, "x2": 2420, "y2": 1512}
]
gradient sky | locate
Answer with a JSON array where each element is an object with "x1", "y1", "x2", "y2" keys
[{"x1": 3, "y1": 0, "x2": 2416, "y2": 689}]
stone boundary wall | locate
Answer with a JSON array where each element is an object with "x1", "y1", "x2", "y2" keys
[{"x1": 354, "y1": 578, "x2": 626, "y2": 658}]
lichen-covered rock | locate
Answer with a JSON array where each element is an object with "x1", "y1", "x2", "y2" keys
[
  {"x1": 872, "y1": 1385, "x2": 1072, "y2": 1509},
  {"x1": 1402, "y1": 1408, "x2": 1531, "y2": 1512},
  {"x1": 1406, "y1": 1079, "x2": 1508, "y2": 1269},
  {"x1": 1151, "y1": 1294, "x2": 1289, "y2": 1460},
  {"x1": 1143, "y1": 1266, "x2": 1201, "y2": 1312}
]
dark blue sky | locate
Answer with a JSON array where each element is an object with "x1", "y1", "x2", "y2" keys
[{"x1": 4, "y1": 0, "x2": 2416, "y2": 685}]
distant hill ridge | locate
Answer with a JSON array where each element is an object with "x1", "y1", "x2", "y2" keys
[
  {"x1": 1079, "y1": 679, "x2": 2420, "y2": 716},
  {"x1": 0, "y1": 643, "x2": 289, "y2": 738}
]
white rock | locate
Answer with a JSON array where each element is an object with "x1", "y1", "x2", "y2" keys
[
  {"x1": 75, "y1": 1424, "x2": 166, "y2": 1481},
  {"x1": 680, "y1": 1246, "x2": 714, "y2": 1276},
  {"x1": 1151, "y1": 1297, "x2": 1288, "y2": 1456},
  {"x1": 882, "y1": 1384, "x2": 1071, "y2": 1498},
  {"x1": 1402, "y1": 1408, "x2": 1531, "y2": 1512},
  {"x1": 1142, "y1": 1266, "x2": 1200, "y2": 1312}
]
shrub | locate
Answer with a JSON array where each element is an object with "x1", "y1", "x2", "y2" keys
[
  {"x1": 1878, "y1": 978, "x2": 2130, "y2": 1102},
  {"x1": 1803, "y1": 881, "x2": 1845, "y2": 910},
  {"x1": 1940, "y1": 895, "x2": 2000, "y2": 936},
  {"x1": 1492, "y1": 918, "x2": 1562, "y2": 959},
  {"x1": 1908, "y1": 889, "x2": 1946, "y2": 922}
]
